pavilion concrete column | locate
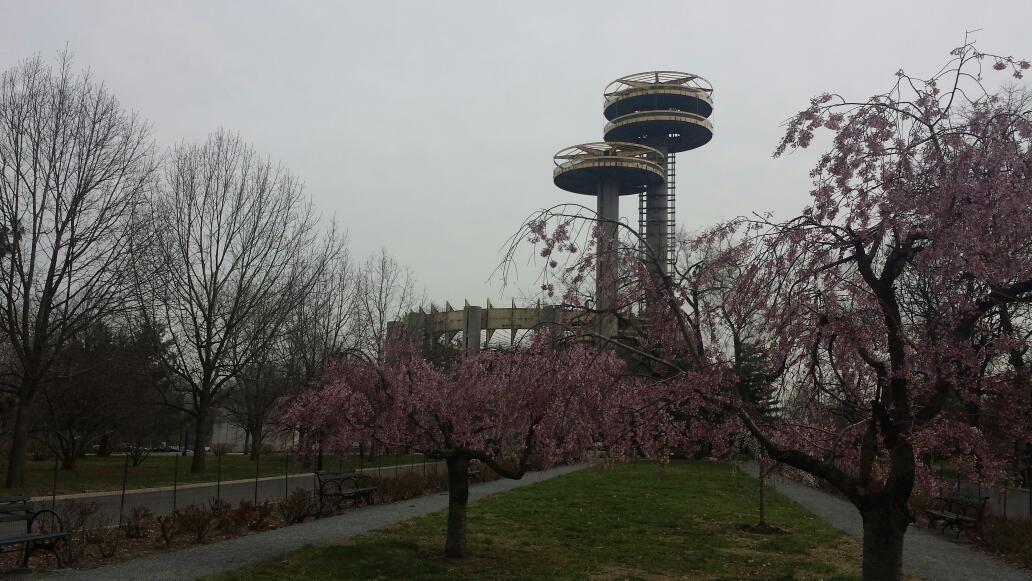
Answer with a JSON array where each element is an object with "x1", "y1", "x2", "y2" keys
[
  {"x1": 462, "y1": 306, "x2": 482, "y2": 357},
  {"x1": 404, "y1": 311, "x2": 433, "y2": 356},
  {"x1": 596, "y1": 179, "x2": 620, "y2": 339}
]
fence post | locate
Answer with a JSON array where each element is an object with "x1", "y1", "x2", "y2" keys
[
  {"x1": 253, "y1": 452, "x2": 261, "y2": 504},
  {"x1": 172, "y1": 452, "x2": 179, "y2": 513},
  {"x1": 50, "y1": 454, "x2": 58, "y2": 511},
  {"x1": 284, "y1": 451, "x2": 289, "y2": 500},
  {"x1": 216, "y1": 453, "x2": 222, "y2": 503},
  {"x1": 118, "y1": 453, "x2": 130, "y2": 525}
]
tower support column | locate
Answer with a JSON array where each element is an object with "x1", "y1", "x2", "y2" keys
[
  {"x1": 645, "y1": 145, "x2": 669, "y2": 284},
  {"x1": 596, "y1": 180, "x2": 620, "y2": 339}
]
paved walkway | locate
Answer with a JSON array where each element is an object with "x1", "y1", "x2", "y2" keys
[
  {"x1": 15, "y1": 463, "x2": 588, "y2": 581},
  {"x1": 740, "y1": 463, "x2": 1032, "y2": 581}
]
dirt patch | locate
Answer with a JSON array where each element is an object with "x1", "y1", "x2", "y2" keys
[
  {"x1": 589, "y1": 564, "x2": 703, "y2": 581},
  {"x1": 738, "y1": 523, "x2": 786, "y2": 535}
]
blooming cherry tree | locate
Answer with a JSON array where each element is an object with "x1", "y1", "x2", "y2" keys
[
  {"x1": 695, "y1": 42, "x2": 1031, "y2": 580},
  {"x1": 283, "y1": 340, "x2": 633, "y2": 558},
  {"x1": 519, "y1": 41, "x2": 1031, "y2": 581}
]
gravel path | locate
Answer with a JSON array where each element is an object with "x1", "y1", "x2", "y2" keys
[
  {"x1": 14, "y1": 463, "x2": 588, "y2": 581},
  {"x1": 739, "y1": 463, "x2": 1032, "y2": 581}
]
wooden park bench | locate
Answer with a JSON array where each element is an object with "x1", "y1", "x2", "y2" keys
[
  {"x1": 925, "y1": 490, "x2": 989, "y2": 539},
  {"x1": 314, "y1": 472, "x2": 377, "y2": 515},
  {"x1": 0, "y1": 496, "x2": 68, "y2": 568}
]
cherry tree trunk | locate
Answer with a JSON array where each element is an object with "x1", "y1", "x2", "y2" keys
[
  {"x1": 445, "y1": 454, "x2": 471, "y2": 558},
  {"x1": 860, "y1": 501, "x2": 909, "y2": 581},
  {"x1": 758, "y1": 470, "x2": 766, "y2": 527}
]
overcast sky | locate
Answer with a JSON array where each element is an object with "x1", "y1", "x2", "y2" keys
[{"x1": 2, "y1": 1, "x2": 1029, "y2": 306}]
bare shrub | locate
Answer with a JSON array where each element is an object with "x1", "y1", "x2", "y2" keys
[
  {"x1": 122, "y1": 506, "x2": 154, "y2": 539},
  {"x1": 278, "y1": 488, "x2": 316, "y2": 524},
  {"x1": 91, "y1": 517, "x2": 120, "y2": 559},
  {"x1": 156, "y1": 514, "x2": 176, "y2": 547},
  {"x1": 54, "y1": 500, "x2": 100, "y2": 564},
  {"x1": 174, "y1": 504, "x2": 215, "y2": 544},
  {"x1": 371, "y1": 472, "x2": 447, "y2": 504}
]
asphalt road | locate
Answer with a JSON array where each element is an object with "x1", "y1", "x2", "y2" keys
[{"x1": 4, "y1": 461, "x2": 445, "y2": 536}]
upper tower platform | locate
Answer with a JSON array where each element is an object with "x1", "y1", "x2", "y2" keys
[{"x1": 602, "y1": 71, "x2": 714, "y2": 153}]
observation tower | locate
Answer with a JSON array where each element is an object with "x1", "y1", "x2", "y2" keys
[
  {"x1": 552, "y1": 142, "x2": 665, "y2": 338},
  {"x1": 602, "y1": 72, "x2": 713, "y2": 276}
]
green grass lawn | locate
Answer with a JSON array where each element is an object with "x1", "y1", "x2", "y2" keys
[
  {"x1": 214, "y1": 461, "x2": 863, "y2": 580},
  {"x1": 7, "y1": 453, "x2": 427, "y2": 497}
]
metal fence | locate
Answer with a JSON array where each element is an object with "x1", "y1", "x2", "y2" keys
[{"x1": 14, "y1": 448, "x2": 444, "y2": 528}]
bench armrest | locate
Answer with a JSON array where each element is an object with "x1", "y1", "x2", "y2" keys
[{"x1": 28, "y1": 509, "x2": 64, "y2": 535}]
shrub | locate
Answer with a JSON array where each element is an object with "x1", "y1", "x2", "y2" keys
[
  {"x1": 175, "y1": 504, "x2": 216, "y2": 544},
  {"x1": 91, "y1": 517, "x2": 120, "y2": 559},
  {"x1": 208, "y1": 498, "x2": 232, "y2": 515},
  {"x1": 211, "y1": 443, "x2": 234, "y2": 456},
  {"x1": 371, "y1": 471, "x2": 447, "y2": 504},
  {"x1": 236, "y1": 500, "x2": 274, "y2": 531},
  {"x1": 213, "y1": 500, "x2": 252, "y2": 534},
  {"x1": 122, "y1": 506, "x2": 154, "y2": 539},
  {"x1": 156, "y1": 514, "x2": 176, "y2": 547},
  {"x1": 56, "y1": 499, "x2": 100, "y2": 533},
  {"x1": 279, "y1": 488, "x2": 316, "y2": 524},
  {"x1": 980, "y1": 514, "x2": 1032, "y2": 568},
  {"x1": 54, "y1": 500, "x2": 100, "y2": 564}
]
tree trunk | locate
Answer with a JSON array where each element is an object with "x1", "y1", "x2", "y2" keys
[
  {"x1": 190, "y1": 410, "x2": 210, "y2": 474},
  {"x1": 445, "y1": 454, "x2": 470, "y2": 558},
  {"x1": 5, "y1": 394, "x2": 35, "y2": 487},
  {"x1": 97, "y1": 433, "x2": 111, "y2": 457},
  {"x1": 860, "y1": 501, "x2": 909, "y2": 581},
  {"x1": 250, "y1": 430, "x2": 264, "y2": 461},
  {"x1": 61, "y1": 442, "x2": 78, "y2": 471},
  {"x1": 758, "y1": 469, "x2": 766, "y2": 527}
]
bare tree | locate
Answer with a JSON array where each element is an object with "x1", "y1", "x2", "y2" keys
[
  {"x1": 0, "y1": 54, "x2": 154, "y2": 486},
  {"x1": 356, "y1": 247, "x2": 422, "y2": 362},
  {"x1": 224, "y1": 356, "x2": 287, "y2": 459},
  {"x1": 135, "y1": 130, "x2": 332, "y2": 473},
  {"x1": 285, "y1": 241, "x2": 361, "y2": 383}
]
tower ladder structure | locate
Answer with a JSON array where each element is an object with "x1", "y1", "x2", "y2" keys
[{"x1": 665, "y1": 151, "x2": 676, "y2": 271}]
